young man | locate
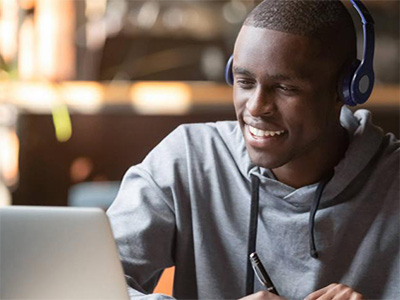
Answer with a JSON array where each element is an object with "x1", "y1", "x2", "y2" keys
[{"x1": 107, "y1": 1, "x2": 399, "y2": 299}]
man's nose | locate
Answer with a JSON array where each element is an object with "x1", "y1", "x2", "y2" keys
[{"x1": 246, "y1": 86, "x2": 276, "y2": 117}]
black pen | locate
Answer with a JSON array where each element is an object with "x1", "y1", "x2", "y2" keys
[{"x1": 249, "y1": 252, "x2": 279, "y2": 296}]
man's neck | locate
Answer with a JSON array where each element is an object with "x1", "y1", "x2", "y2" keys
[{"x1": 272, "y1": 126, "x2": 348, "y2": 189}]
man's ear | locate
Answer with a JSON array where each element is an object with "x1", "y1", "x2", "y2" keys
[
  {"x1": 335, "y1": 93, "x2": 343, "y2": 105},
  {"x1": 334, "y1": 96, "x2": 344, "y2": 119},
  {"x1": 332, "y1": 78, "x2": 344, "y2": 107}
]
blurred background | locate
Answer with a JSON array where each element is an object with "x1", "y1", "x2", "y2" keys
[{"x1": 0, "y1": 0, "x2": 398, "y2": 295}]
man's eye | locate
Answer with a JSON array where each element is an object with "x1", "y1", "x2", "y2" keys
[
  {"x1": 277, "y1": 85, "x2": 297, "y2": 93},
  {"x1": 236, "y1": 79, "x2": 255, "y2": 88}
]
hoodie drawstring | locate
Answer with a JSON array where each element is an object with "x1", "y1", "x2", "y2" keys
[
  {"x1": 308, "y1": 173, "x2": 333, "y2": 259},
  {"x1": 246, "y1": 175, "x2": 260, "y2": 295},
  {"x1": 246, "y1": 173, "x2": 333, "y2": 292}
]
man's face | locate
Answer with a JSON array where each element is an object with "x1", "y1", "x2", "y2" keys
[{"x1": 233, "y1": 26, "x2": 343, "y2": 170}]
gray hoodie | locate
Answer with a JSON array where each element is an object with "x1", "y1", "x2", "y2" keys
[{"x1": 107, "y1": 107, "x2": 399, "y2": 300}]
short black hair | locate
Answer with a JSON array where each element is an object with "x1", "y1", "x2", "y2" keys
[{"x1": 244, "y1": 0, "x2": 357, "y2": 64}]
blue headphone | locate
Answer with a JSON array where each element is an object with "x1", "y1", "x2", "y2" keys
[{"x1": 225, "y1": 0, "x2": 375, "y2": 107}]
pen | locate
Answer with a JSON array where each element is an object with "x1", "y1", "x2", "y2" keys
[{"x1": 249, "y1": 252, "x2": 279, "y2": 296}]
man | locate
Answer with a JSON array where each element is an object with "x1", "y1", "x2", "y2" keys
[{"x1": 107, "y1": 1, "x2": 399, "y2": 299}]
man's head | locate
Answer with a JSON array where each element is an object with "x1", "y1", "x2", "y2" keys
[
  {"x1": 233, "y1": 0, "x2": 356, "y2": 182},
  {"x1": 244, "y1": 0, "x2": 357, "y2": 71}
]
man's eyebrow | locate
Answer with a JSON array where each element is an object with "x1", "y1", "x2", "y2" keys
[
  {"x1": 269, "y1": 73, "x2": 300, "y2": 82},
  {"x1": 232, "y1": 66, "x2": 256, "y2": 78},
  {"x1": 232, "y1": 66, "x2": 302, "y2": 82}
]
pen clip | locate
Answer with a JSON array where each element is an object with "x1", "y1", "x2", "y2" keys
[
  {"x1": 253, "y1": 266, "x2": 267, "y2": 287},
  {"x1": 251, "y1": 263, "x2": 267, "y2": 286},
  {"x1": 249, "y1": 252, "x2": 279, "y2": 296}
]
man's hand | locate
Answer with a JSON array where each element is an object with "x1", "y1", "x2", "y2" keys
[
  {"x1": 305, "y1": 283, "x2": 363, "y2": 300},
  {"x1": 239, "y1": 291, "x2": 286, "y2": 300}
]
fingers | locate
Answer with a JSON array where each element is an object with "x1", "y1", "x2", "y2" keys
[
  {"x1": 239, "y1": 290, "x2": 286, "y2": 300},
  {"x1": 305, "y1": 284, "x2": 333, "y2": 300},
  {"x1": 305, "y1": 283, "x2": 363, "y2": 300},
  {"x1": 349, "y1": 292, "x2": 363, "y2": 300}
]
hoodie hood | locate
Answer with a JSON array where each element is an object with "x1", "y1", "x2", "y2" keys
[{"x1": 323, "y1": 107, "x2": 384, "y2": 200}]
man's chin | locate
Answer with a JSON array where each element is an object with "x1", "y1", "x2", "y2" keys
[{"x1": 247, "y1": 150, "x2": 287, "y2": 170}]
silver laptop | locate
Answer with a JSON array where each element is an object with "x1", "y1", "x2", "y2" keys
[{"x1": 0, "y1": 206, "x2": 130, "y2": 299}]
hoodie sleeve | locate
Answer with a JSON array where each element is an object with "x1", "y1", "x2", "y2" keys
[
  {"x1": 106, "y1": 126, "x2": 189, "y2": 300},
  {"x1": 107, "y1": 165, "x2": 176, "y2": 300}
]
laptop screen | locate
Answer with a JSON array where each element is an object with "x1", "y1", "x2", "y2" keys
[{"x1": 0, "y1": 206, "x2": 129, "y2": 300}]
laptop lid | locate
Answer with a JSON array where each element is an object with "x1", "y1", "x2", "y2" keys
[{"x1": 0, "y1": 206, "x2": 129, "y2": 300}]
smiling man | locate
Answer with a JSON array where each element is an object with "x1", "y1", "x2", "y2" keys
[
  {"x1": 107, "y1": 1, "x2": 399, "y2": 299},
  {"x1": 233, "y1": 26, "x2": 348, "y2": 189}
]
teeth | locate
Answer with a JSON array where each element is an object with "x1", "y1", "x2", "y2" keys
[{"x1": 249, "y1": 125, "x2": 285, "y2": 137}]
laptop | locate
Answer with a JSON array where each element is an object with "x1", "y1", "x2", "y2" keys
[{"x1": 0, "y1": 206, "x2": 130, "y2": 299}]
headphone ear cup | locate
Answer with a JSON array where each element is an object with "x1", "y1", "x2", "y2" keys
[
  {"x1": 225, "y1": 55, "x2": 234, "y2": 86},
  {"x1": 340, "y1": 59, "x2": 361, "y2": 106}
]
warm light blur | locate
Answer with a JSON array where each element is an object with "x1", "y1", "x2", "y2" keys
[
  {"x1": 85, "y1": 0, "x2": 107, "y2": 21},
  {"x1": 0, "y1": 0, "x2": 18, "y2": 63},
  {"x1": 4, "y1": 81, "x2": 104, "y2": 114},
  {"x1": 62, "y1": 82, "x2": 103, "y2": 113},
  {"x1": 35, "y1": 0, "x2": 76, "y2": 80},
  {"x1": 130, "y1": 82, "x2": 192, "y2": 114},
  {"x1": 0, "y1": 128, "x2": 19, "y2": 187},
  {"x1": 1, "y1": 0, "x2": 76, "y2": 80},
  {"x1": 70, "y1": 157, "x2": 94, "y2": 183},
  {"x1": 18, "y1": 16, "x2": 36, "y2": 79},
  {"x1": 18, "y1": 0, "x2": 35, "y2": 10},
  {"x1": 11, "y1": 81, "x2": 59, "y2": 112}
]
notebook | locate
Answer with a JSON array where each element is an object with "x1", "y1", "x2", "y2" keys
[{"x1": 0, "y1": 206, "x2": 130, "y2": 299}]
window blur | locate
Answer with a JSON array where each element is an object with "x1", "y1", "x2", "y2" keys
[
  {"x1": 1, "y1": 1, "x2": 398, "y2": 83},
  {"x1": 0, "y1": 0, "x2": 398, "y2": 208}
]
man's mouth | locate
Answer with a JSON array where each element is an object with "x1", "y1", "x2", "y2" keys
[{"x1": 248, "y1": 125, "x2": 285, "y2": 138}]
